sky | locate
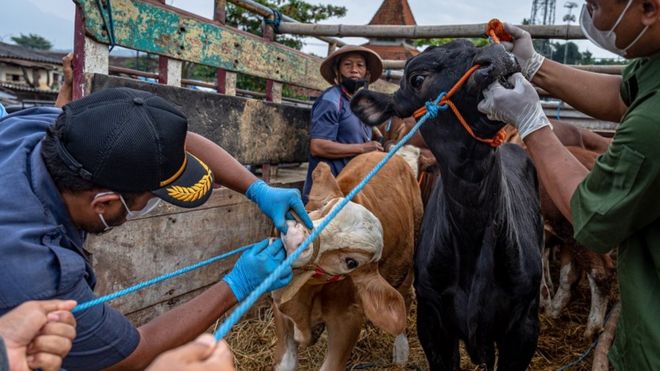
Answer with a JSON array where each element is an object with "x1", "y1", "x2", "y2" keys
[{"x1": 0, "y1": 0, "x2": 620, "y2": 60}]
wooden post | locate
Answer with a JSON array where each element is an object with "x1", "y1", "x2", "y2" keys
[
  {"x1": 164, "y1": 59, "x2": 182, "y2": 87},
  {"x1": 73, "y1": 5, "x2": 86, "y2": 100},
  {"x1": 327, "y1": 42, "x2": 338, "y2": 56},
  {"x1": 73, "y1": 5, "x2": 109, "y2": 99},
  {"x1": 156, "y1": 0, "x2": 170, "y2": 85},
  {"x1": 262, "y1": 13, "x2": 283, "y2": 104},
  {"x1": 215, "y1": 0, "x2": 237, "y2": 96},
  {"x1": 260, "y1": 10, "x2": 282, "y2": 179}
]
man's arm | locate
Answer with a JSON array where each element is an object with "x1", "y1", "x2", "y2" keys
[
  {"x1": 55, "y1": 53, "x2": 73, "y2": 108},
  {"x1": 185, "y1": 131, "x2": 257, "y2": 193},
  {"x1": 108, "y1": 238, "x2": 291, "y2": 370},
  {"x1": 523, "y1": 127, "x2": 589, "y2": 221},
  {"x1": 105, "y1": 282, "x2": 237, "y2": 371},
  {"x1": 533, "y1": 59, "x2": 627, "y2": 123},
  {"x1": 310, "y1": 138, "x2": 382, "y2": 159}
]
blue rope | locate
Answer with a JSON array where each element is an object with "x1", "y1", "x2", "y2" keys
[
  {"x1": 72, "y1": 244, "x2": 252, "y2": 313},
  {"x1": 264, "y1": 8, "x2": 283, "y2": 34},
  {"x1": 95, "y1": 0, "x2": 116, "y2": 51},
  {"x1": 213, "y1": 90, "x2": 446, "y2": 340},
  {"x1": 425, "y1": 92, "x2": 449, "y2": 119},
  {"x1": 556, "y1": 101, "x2": 564, "y2": 120}
]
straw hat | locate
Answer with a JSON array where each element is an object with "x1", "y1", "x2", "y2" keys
[{"x1": 320, "y1": 45, "x2": 383, "y2": 85}]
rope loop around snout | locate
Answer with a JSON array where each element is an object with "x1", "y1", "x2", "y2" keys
[{"x1": 424, "y1": 92, "x2": 449, "y2": 119}]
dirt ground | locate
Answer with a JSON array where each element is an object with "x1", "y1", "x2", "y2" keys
[{"x1": 222, "y1": 272, "x2": 617, "y2": 371}]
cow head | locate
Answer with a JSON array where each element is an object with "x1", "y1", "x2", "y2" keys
[
  {"x1": 275, "y1": 162, "x2": 407, "y2": 336},
  {"x1": 351, "y1": 40, "x2": 520, "y2": 153}
]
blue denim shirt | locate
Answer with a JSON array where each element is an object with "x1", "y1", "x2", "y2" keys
[
  {"x1": 302, "y1": 86, "x2": 372, "y2": 202},
  {"x1": 0, "y1": 108, "x2": 139, "y2": 370}
]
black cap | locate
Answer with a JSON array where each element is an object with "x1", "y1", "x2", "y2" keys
[{"x1": 56, "y1": 87, "x2": 213, "y2": 208}]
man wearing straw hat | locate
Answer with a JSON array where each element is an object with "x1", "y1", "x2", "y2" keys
[
  {"x1": 478, "y1": 0, "x2": 660, "y2": 368},
  {"x1": 302, "y1": 45, "x2": 385, "y2": 203}
]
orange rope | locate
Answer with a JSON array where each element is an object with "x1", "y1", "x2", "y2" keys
[{"x1": 412, "y1": 65, "x2": 507, "y2": 148}]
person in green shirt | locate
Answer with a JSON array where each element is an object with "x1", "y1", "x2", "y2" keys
[{"x1": 477, "y1": 0, "x2": 660, "y2": 369}]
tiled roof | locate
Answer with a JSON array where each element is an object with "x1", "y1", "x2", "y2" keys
[
  {"x1": 0, "y1": 81, "x2": 57, "y2": 93},
  {"x1": 368, "y1": 0, "x2": 417, "y2": 26},
  {"x1": 0, "y1": 42, "x2": 63, "y2": 65}
]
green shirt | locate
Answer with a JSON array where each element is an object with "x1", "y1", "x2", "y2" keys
[{"x1": 571, "y1": 51, "x2": 660, "y2": 370}]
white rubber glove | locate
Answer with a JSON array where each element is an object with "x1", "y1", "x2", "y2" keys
[
  {"x1": 502, "y1": 23, "x2": 545, "y2": 81},
  {"x1": 478, "y1": 73, "x2": 552, "y2": 139}
]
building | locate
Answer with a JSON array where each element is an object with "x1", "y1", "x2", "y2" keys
[
  {"x1": 363, "y1": 0, "x2": 420, "y2": 61},
  {"x1": 0, "y1": 42, "x2": 66, "y2": 105}
]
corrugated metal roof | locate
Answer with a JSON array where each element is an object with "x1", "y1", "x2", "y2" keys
[{"x1": 0, "y1": 42, "x2": 63, "y2": 65}]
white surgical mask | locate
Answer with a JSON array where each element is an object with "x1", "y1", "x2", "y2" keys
[
  {"x1": 580, "y1": 1, "x2": 649, "y2": 57},
  {"x1": 95, "y1": 191, "x2": 161, "y2": 221},
  {"x1": 119, "y1": 194, "x2": 161, "y2": 219}
]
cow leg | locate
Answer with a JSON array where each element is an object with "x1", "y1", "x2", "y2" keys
[
  {"x1": 319, "y1": 304, "x2": 363, "y2": 371},
  {"x1": 393, "y1": 333, "x2": 409, "y2": 365},
  {"x1": 393, "y1": 269, "x2": 413, "y2": 365},
  {"x1": 416, "y1": 297, "x2": 459, "y2": 371},
  {"x1": 273, "y1": 302, "x2": 299, "y2": 371},
  {"x1": 496, "y1": 304, "x2": 539, "y2": 371},
  {"x1": 583, "y1": 250, "x2": 613, "y2": 339},
  {"x1": 548, "y1": 245, "x2": 580, "y2": 318},
  {"x1": 539, "y1": 245, "x2": 554, "y2": 311}
]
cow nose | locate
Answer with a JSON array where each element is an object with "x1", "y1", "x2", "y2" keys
[{"x1": 281, "y1": 222, "x2": 315, "y2": 267}]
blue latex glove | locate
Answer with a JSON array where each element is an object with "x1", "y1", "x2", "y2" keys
[
  {"x1": 223, "y1": 239, "x2": 292, "y2": 301},
  {"x1": 245, "y1": 180, "x2": 314, "y2": 234}
]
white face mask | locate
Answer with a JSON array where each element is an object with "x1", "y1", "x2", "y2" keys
[{"x1": 580, "y1": 1, "x2": 650, "y2": 57}]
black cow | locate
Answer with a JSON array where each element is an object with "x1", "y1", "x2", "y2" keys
[{"x1": 351, "y1": 40, "x2": 543, "y2": 371}]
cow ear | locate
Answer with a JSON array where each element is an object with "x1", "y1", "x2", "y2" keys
[
  {"x1": 307, "y1": 162, "x2": 343, "y2": 211},
  {"x1": 351, "y1": 264, "x2": 407, "y2": 336},
  {"x1": 350, "y1": 90, "x2": 395, "y2": 127}
]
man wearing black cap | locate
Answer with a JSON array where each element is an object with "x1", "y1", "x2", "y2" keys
[{"x1": 0, "y1": 87, "x2": 313, "y2": 370}]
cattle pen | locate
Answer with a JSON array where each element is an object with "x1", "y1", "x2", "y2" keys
[{"x1": 71, "y1": 0, "x2": 621, "y2": 369}]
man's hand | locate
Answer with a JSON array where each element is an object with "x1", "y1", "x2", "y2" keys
[
  {"x1": 146, "y1": 334, "x2": 235, "y2": 371},
  {"x1": 245, "y1": 180, "x2": 313, "y2": 234},
  {"x1": 501, "y1": 23, "x2": 545, "y2": 81},
  {"x1": 55, "y1": 53, "x2": 74, "y2": 107},
  {"x1": 223, "y1": 239, "x2": 293, "y2": 301},
  {"x1": 0, "y1": 300, "x2": 77, "y2": 371},
  {"x1": 478, "y1": 73, "x2": 551, "y2": 140},
  {"x1": 361, "y1": 141, "x2": 384, "y2": 153}
]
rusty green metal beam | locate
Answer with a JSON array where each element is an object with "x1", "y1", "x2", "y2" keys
[{"x1": 74, "y1": 0, "x2": 397, "y2": 93}]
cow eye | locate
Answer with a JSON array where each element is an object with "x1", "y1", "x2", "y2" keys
[
  {"x1": 345, "y1": 257, "x2": 359, "y2": 270},
  {"x1": 411, "y1": 75, "x2": 425, "y2": 89}
]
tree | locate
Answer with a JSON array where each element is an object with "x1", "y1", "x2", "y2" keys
[
  {"x1": 550, "y1": 41, "x2": 583, "y2": 65},
  {"x1": 10, "y1": 34, "x2": 52, "y2": 50},
  {"x1": 225, "y1": 0, "x2": 347, "y2": 50},
  {"x1": 416, "y1": 38, "x2": 488, "y2": 49},
  {"x1": 184, "y1": 0, "x2": 346, "y2": 97}
]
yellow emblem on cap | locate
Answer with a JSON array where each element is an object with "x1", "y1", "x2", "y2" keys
[{"x1": 166, "y1": 160, "x2": 212, "y2": 202}]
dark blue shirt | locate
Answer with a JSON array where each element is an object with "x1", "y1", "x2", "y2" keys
[
  {"x1": 303, "y1": 86, "x2": 371, "y2": 201},
  {"x1": 0, "y1": 108, "x2": 139, "y2": 370}
]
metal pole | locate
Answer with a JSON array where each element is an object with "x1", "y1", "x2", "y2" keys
[
  {"x1": 381, "y1": 60, "x2": 623, "y2": 75},
  {"x1": 275, "y1": 23, "x2": 585, "y2": 40},
  {"x1": 227, "y1": 0, "x2": 346, "y2": 48}
]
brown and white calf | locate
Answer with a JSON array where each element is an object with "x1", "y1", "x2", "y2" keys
[{"x1": 272, "y1": 151, "x2": 423, "y2": 371}]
